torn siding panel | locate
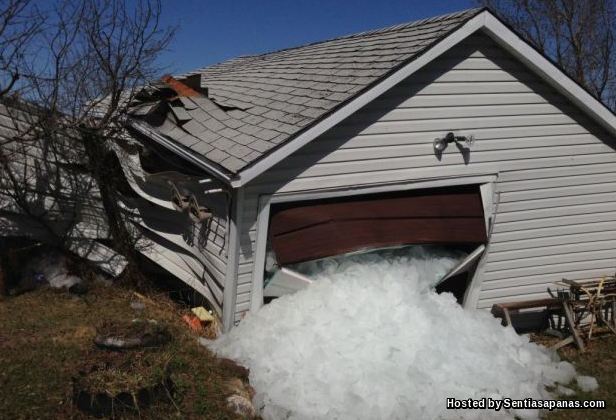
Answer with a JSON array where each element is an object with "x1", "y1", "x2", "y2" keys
[
  {"x1": 0, "y1": 101, "x2": 132, "y2": 276},
  {"x1": 0, "y1": 101, "x2": 105, "y2": 226},
  {"x1": 233, "y1": 32, "x2": 616, "y2": 319},
  {"x1": 121, "y1": 180, "x2": 229, "y2": 309},
  {"x1": 138, "y1": 229, "x2": 223, "y2": 313}
]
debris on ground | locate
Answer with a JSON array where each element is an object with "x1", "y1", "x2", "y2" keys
[
  {"x1": 94, "y1": 319, "x2": 171, "y2": 350},
  {"x1": 222, "y1": 375, "x2": 256, "y2": 418},
  {"x1": 192, "y1": 306, "x2": 215, "y2": 322},
  {"x1": 226, "y1": 393, "x2": 256, "y2": 419},
  {"x1": 182, "y1": 314, "x2": 205, "y2": 333},
  {"x1": 182, "y1": 307, "x2": 221, "y2": 338},
  {"x1": 9, "y1": 250, "x2": 83, "y2": 296},
  {"x1": 130, "y1": 300, "x2": 146, "y2": 311},
  {"x1": 207, "y1": 246, "x2": 594, "y2": 420}
]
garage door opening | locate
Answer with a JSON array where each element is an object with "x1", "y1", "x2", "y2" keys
[{"x1": 262, "y1": 185, "x2": 489, "y2": 304}]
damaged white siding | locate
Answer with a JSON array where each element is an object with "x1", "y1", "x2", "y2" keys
[
  {"x1": 116, "y1": 150, "x2": 230, "y2": 313},
  {"x1": 0, "y1": 102, "x2": 130, "y2": 276},
  {"x1": 233, "y1": 32, "x2": 616, "y2": 322}
]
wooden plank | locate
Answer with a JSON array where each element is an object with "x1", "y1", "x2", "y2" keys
[
  {"x1": 550, "y1": 336, "x2": 574, "y2": 351},
  {"x1": 270, "y1": 188, "x2": 486, "y2": 265},
  {"x1": 562, "y1": 301, "x2": 585, "y2": 351},
  {"x1": 494, "y1": 298, "x2": 561, "y2": 311},
  {"x1": 271, "y1": 191, "x2": 485, "y2": 235},
  {"x1": 503, "y1": 308, "x2": 513, "y2": 327}
]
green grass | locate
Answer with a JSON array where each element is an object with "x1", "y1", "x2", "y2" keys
[{"x1": 0, "y1": 284, "x2": 243, "y2": 419}]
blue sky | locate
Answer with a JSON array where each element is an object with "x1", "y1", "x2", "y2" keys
[{"x1": 157, "y1": 0, "x2": 475, "y2": 75}]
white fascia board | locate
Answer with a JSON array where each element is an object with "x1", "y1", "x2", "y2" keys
[
  {"x1": 481, "y1": 13, "x2": 616, "y2": 139},
  {"x1": 128, "y1": 119, "x2": 236, "y2": 186},
  {"x1": 234, "y1": 12, "x2": 488, "y2": 186}
]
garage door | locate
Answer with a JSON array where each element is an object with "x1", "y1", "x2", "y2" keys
[{"x1": 269, "y1": 185, "x2": 487, "y2": 265}]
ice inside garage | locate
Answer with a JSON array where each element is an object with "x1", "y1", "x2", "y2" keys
[{"x1": 206, "y1": 245, "x2": 588, "y2": 420}]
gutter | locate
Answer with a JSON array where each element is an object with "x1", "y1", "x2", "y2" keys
[{"x1": 128, "y1": 119, "x2": 240, "y2": 187}]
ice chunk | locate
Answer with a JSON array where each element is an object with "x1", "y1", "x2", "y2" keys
[
  {"x1": 576, "y1": 375, "x2": 599, "y2": 392},
  {"x1": 206, "y1": 245, "x2": 584, "y2": 420},
  {"x1": 556, "y1": 385, "x2": 575, "y2": 396}
]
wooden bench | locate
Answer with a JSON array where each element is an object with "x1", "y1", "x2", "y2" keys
[
  {"x1": 491, "y1": 298, "x2": 562, "y2": 327},
  {"x1": 491, "y1": 297, "x2": 585, "y2": 351}
]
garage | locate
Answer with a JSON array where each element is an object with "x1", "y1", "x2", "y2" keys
[{"x1": 126, "y1": 8, "x2": 616, "y2": 331}]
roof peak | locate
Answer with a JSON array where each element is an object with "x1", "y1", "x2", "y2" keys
[{"x1": 290, "y1": 7, "x2": 486, "y2": 49}]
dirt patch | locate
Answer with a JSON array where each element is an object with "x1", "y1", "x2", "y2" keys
[
  {"x1": 73, "y1": 350, "x2": 173, "y2": 417},
  {"x1": 52, "y1": 326, "x2": 97, "y2": 345}
]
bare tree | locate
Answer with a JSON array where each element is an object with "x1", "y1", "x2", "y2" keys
[
  {"x1": 0, "y1": 0, "x2": 42, "y2": 97},
  {"x1": 480, "y1": 0, "x2": 616, "y2": 110},
  {"x1": 0, "y1": 0, "x2": 174, "y2": 283}
]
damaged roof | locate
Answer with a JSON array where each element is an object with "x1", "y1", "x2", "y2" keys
[{"x1": 129, "y1": 8, "x2": 483, "y2": 175}]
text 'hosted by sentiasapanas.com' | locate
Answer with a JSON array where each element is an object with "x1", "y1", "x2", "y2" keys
[{"x1": 447, "y1": 397, "x2": 606, "y2": 412}]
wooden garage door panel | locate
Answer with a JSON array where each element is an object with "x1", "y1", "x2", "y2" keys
[
  {"x1": 270, "y1": 193, "x2": 485, "y2": 235},
  {"x1": 270, "y1": 188, "x2": 487, "y2": 265}
]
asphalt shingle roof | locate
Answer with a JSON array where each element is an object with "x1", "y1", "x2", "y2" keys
[{"x1": 130, "y1": 8, "x2": 483, "y2": 175}]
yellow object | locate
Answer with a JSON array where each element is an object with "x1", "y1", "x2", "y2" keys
[{"x1": 191, "y1": 306, "x2": 215, "y2": 322}]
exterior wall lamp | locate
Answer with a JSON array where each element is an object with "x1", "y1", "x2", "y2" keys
[{"x1": 433, "y1": 132, "x2": 475, "y2": 152}]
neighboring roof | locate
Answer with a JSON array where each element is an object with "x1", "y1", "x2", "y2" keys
[
  {"x1": 129, "y1": 7, "x2": 616, "y2": 187},
  {"x1": 128, "y1": 8, "x2": 483, "y2": 174}
]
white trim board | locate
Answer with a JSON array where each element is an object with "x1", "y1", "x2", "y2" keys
[
  {"x1": 464, "y1": 182, "x2": 499, "y2": 309},
  {"x1": 270, "y1": 174, "x2": 498, "y2": 204},
  {"x1": 249, "y1": 194, "x2": 271, "y2": 312},
  {"x1": 232, "y1": 10, "x2": 616, "y2": 187},
  {"x1": 222, "y1": 187, "x2": 244, "y2": 331}
]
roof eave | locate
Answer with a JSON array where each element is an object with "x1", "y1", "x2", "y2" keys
[{"x1": 128, "y1": 119, "x2": 239, "y2": 187}]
